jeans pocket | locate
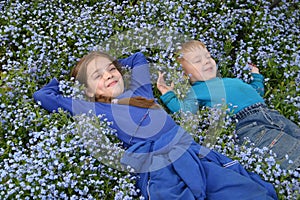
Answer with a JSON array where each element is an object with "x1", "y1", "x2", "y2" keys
[
  {"x1": 261, "y1": 109, "x2": 284, "y2": 130},
  {"x1": 236, "y1": 122, "x2": 267, "y2": 145},
  {"x1": 236, "y1": 121, "x2": 257, "y2": 135}
]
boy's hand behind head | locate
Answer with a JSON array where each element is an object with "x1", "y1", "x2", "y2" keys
[{"x1": 249, "y1": 63, "x2": 260, "y2": 74}]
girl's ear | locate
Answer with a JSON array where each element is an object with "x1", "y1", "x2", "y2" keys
[{"x1": 85, "y1": 88, "x2": 94, "y2": 98}]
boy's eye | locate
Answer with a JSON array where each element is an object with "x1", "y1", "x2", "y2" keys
[{"x1": 94, "y1": 73, "x2": 102, "y2": 79}]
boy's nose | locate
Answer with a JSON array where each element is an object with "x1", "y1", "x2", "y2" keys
[{"x1": 204, "y1": 58, "x2": 210, "y2": 64}]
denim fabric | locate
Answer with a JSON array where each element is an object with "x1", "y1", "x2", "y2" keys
[{"x1": 235, "y1": 103, "x2": 300, "y2": 170}]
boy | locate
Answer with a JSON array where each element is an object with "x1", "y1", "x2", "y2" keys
[{"x1": 157, "y1": 40, "x2": 300, "y2": 170}]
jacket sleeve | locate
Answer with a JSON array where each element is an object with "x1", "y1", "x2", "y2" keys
[
  {"x1": 160, "y1": 90, "x2": 199, "y2": 114},
  {"x1": 33, "y1": 78, "x2": 97, "y2": 115},
  {"x1": 118, "y1": 52, "x2": 148, "y2": 69},
  {"x1": 249, "y1": 73, "x2": 264, "y2": 97},
  {"x1": 119, "y1": 52, "x2": 153, "y2": 98}
]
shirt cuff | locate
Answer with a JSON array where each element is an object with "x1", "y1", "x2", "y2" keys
[
  {"x1": 251, "y1": 73, "x2": 264, "y2": 82},
  {"x1": 160, "y1": 90, "x2": 176, "y2": 104}
]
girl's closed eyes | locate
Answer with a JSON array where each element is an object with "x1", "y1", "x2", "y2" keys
[{"x1": 92, "y1": 63, "x2": 116, "y2": 80}]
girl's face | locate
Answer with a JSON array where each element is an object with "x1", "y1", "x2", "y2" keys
[
  {"x1": 180, "y1": 47, "x2": 217, "y2": 82},
  {"x1": 85, "y1": 56, "x2": 124, "y2": 98}
]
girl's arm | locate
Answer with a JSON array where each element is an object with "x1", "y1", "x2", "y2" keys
[
  {"x1": 33, "y1": 78, "x2": 97, "y2": 115},
  {"x1": 118, "y1": 52, "x2": 148, "y2": 69},
  {"x1": 119, "y1": 52, "x2": 153, "y2": 98}
]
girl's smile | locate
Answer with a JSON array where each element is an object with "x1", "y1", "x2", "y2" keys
[{"x1": 85, "y1": 57, "x2": 124, "y2": 98}]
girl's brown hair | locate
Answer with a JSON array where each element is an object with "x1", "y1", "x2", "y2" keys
[
  {"x1": 71, "y1": 51, "x2": 123, "y2": 88},
  {"x1": 71, "y1": 51, "x2": 160, "y2": 109}
]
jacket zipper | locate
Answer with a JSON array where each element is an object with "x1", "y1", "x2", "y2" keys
[{"x1": 147, "y1": 178, "x2": 151, "y2": 200}]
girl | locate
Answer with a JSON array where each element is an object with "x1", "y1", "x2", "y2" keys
[{"x1": 34, "y1": 51, "x2": 277, "y2": 199}]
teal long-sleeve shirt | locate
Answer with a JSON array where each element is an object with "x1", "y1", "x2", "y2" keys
[{"x1": 160, "y1": 73, "x2": 265, "y2": 114}]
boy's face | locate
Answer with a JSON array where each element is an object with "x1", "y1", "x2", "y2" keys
[
  {"x1": 180, "y1": 47, "x2": 217, "y2": 82},
  {"x1": 85, "y1": 56, "x2": 124, "y2": 98}
]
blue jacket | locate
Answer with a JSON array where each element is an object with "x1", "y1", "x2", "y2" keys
[
  {"x1": 122, "y1": 126, "x2": 277, "y2": 199},
  {"x1": 34, "y1": 52, "x2": 277, "y2": 199}
]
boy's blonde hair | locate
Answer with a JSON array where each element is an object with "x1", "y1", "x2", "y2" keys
[
  {"x1": 177, "y1": 40, "x2": 206, "y2": 61},
  {"x1": 176, "y1": 40, "x2": 221, "y2": 77}
]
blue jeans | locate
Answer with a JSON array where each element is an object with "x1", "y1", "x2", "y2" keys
[{"x1": 235, "y1": 103, "x2": 300, "y2": 170}]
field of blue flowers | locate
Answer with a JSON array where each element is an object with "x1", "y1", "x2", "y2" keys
[{"x1": 1, "y1": 0, "x2": 299, "y2": 199}]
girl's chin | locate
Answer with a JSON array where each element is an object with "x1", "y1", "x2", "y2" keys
[{"x1": 111, "y1": 88, "x2": 124, "y2": 97}]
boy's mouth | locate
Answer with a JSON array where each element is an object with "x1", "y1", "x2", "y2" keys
[{"x1": 204, "y1": 66, "x2": 213, "y2": 72}]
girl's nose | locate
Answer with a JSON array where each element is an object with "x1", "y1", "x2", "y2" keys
[{"x1": 103, "y1": 71, "x2": 113, "y2": 79}]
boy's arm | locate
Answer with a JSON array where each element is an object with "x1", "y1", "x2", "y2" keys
[
  {"x1": 160, "y1": 90, "x2": 199, "y2": 114},
  {"x1": 249, "y1": 65, "x2": 264, "y2": 97},
  {"x1": 157, "y1": 71, "x2": 199, "y2": 113}
]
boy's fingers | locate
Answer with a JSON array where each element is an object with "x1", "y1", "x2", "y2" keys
[
  {"x1": 158, "y1": 72, "x2": 166, "y2": 83},
  {"x1": 157, "y1": 72, "x2": 174, "y2": 91},
  {"x1": 171, "y1": 82, "x2": 174, "y2": 89},
  {"x1": 157, "y1": 72, "x2": 162, "y2": 82},
  {"x1": 158, "y1": 71, "x2": 165, "y2": 79},
  {"x1": 248, "y1": 63, "x2": 257, "y2": 69}
]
